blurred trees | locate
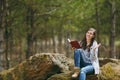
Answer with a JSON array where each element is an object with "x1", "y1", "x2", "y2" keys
[{"x1": 0, "y1": 0, "x2": 120, "y2": 71}]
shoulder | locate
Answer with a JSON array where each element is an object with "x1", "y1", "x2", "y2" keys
[
  {"x1": 93, "y1": 40, "x2": 97, "y2": 45},
  {"x1": 92, "y1": 40, "x2": 98, "y2": 47}
]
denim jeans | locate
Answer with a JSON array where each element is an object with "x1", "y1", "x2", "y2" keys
[{"x1": 74, "y1": 49, "x2": 94, "y2": 80}]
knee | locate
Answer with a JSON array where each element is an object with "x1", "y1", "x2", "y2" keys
[
  {"x1": 74, "y1": 49, "x2": 81, "y2": 57},
  {"x1": 74, "y1": 49, "x2": 80, "y2": 54},
  {"x1": 80, "y1": 68, "x2": 86, "y2": 74}
]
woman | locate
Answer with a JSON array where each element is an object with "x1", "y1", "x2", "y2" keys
[{"x1": 72, "y1": 28, "x2": 101, "y2": 80}]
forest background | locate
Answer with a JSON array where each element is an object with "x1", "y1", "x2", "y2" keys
[{"x1": 0, "y1": 0, "x2": 120, "y2": 71}]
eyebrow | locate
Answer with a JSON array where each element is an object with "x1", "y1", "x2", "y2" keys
[{"x1": 87, "y1": 31, "x2": 93, "y2": 34}]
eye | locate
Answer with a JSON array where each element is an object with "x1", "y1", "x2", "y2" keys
[
  {"x1": 87, "y1": 31, "x2": 93, "y2": 35},
  {"x1": 90, "y1": 33, "x2": 93, "y2": 35}
]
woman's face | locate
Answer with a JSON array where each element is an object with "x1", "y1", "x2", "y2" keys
[{"x1": 86, "y1": 30, "x2": 95, "y2": 40}]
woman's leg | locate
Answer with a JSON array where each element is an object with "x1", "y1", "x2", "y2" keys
[
  {"x1": 74, "y1": 49, "x2": 81, "y2": 67},
  {"x1": 79, "y1": 65, "x2": 94, "y2": 80},
  {"x1": 74, "y1": 49, "x2": 88, "y2": 68},
  {"x1": 72, "y1": 49, "x2": 81, "y2": 78}
]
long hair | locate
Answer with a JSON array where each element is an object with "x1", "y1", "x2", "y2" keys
[{"x1": 80, "y1": 28, "x2": 96, "y2": 52}]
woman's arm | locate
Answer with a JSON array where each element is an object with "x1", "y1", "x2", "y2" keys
[
  {"x1": 93, "y1": 43, "x2": 101, "y2": 52},
  {"x1": 91, "y1": 41, "x2": 101, "y2": 61}
]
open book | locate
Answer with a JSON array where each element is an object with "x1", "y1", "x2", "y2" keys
[{"x1": 67, "y1": 38, "x2": 81, "y2": 49}]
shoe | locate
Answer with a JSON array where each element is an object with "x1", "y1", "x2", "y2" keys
[
  {"x1": 71, "y1": 67, "x2": 80, "y2": 78},
  {"x1": 72, "y1": 72, "x2": 79, "y2": 78}
]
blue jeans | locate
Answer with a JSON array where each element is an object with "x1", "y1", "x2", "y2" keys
[{"x1": 74, "y1": 49, "x2": 94, "y2": 80}]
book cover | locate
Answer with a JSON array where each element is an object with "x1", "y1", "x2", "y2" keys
[{"x1": 67, "y1": 39, "x2": 81, "y2": 49}]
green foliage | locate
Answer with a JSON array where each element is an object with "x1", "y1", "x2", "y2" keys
[
  {"x1": 4, "y1": 0, "x2": 120, "y2": 43},
  {"x1": 1, "y1": 0, "x2": 120, "y2": 64}
]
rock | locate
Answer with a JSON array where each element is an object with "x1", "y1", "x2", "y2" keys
[
  {"x1": 47, "y1": 71, "x2": 73, "y2": 80},
  {"x1": 98, "y1": 62, "x2": 120, "y2": 80},
  {"x1": 48, "y1": 58, "x2": 120, "y2": 80},
  {"x1": 0, "y1": 53, "x2": 72, "y2": 80},
  {"x1": 0, "y1": 53, "x2": 120, "y2": 80},
  {"x1": 99, "y1": 58, "x2": 120, "y2": 66},
  {"x1": 47, "y1": 71, "x2": 98, "y2": 80}
]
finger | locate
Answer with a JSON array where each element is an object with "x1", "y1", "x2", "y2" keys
[
  {"x1": 96, "y1": 44, "x2": 101, "y2": 49},
  {"x1": 94, "y1": 43, "x2": 101, "y2": 49},
  {"x1": 72, "y1": 47, "x2": 75, "y2": 50},
  {"x1": 98, "y1": 43, "x2": 101, "y2": 47}
]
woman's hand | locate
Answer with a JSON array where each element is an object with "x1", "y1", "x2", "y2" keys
[
  {"x1": 93, "y1": 43, "x2": 101, "y2": 60},
  {"x1": 94, "y1": 43, "x2": 101, "y2": 51},
  {"x1": 72, "y1": 47, "x2": 76, "y2": 50}
]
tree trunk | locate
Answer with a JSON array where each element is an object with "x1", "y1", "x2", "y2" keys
[
  {"x1": 95, "y1": 0, "x2": 101, "y2": 43},
  {"x1": 26, "y1": 7, "x2": 35, "y2": 59},
  {"x1": 34, "y1": 39, "x2": 37, "y2": 54},
  {"x1": 109, "y1": 1, "x2": 116, "y2": 58},
  {"x1": 52, "y1": 29, "x2": 57, "y2": 53},
  {"x1": 4, "y1": 24, "x2": 9, "y2": 69},
  {"x1": 58, "y1": 26, "x2": 63, "y2": 53},
  {"x1": 65, "y1": 32, "x2": 71, "y2": 58},
  {"x1": 0, "y1": 0, "x2": 5, "y2": 71},
  {"x1": 95, "y1": 0, "x2": 101, "y2": 57},
  {"x1": 16, "y1": 39, "x2": 23, "y2": 63},
  {"x1": 26, "y1": 34, "x2": 34, "y2": 58},
  {"x1": 45, "y1": 39, "x2": 48, "y2": 53},
  {"x1": 0, "y1": 0, "x2": 10, "y2": 69}
]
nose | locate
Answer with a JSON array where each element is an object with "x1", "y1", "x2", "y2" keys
[{"x1": 87, "y1": 33, "x2": 90, "y2": 36}]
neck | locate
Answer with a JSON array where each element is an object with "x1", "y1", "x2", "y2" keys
[
  {"x1": 86, "y1": 39, "x2": 91, "y2": 43},
  {"x1": 86, "y1": 39, "x2": 91, "y2": 46}
]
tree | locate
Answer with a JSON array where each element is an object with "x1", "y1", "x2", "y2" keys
[
  {"x1": 95, "y1": 0, "x2": 101, "y2": 43},
  {"x1": 109, "y1": 1, "x2": 116, "y2": 58},
  {"x1": 0, "y1": 0, "x2": 6, "y2": 70}
]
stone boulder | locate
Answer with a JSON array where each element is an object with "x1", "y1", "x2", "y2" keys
[
  {"x1": 0, "y1": 53, "x2": 71, "y2": 80},
  {"x1": 0, "y1": 53, "x2": 120, "y2": 80}
]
